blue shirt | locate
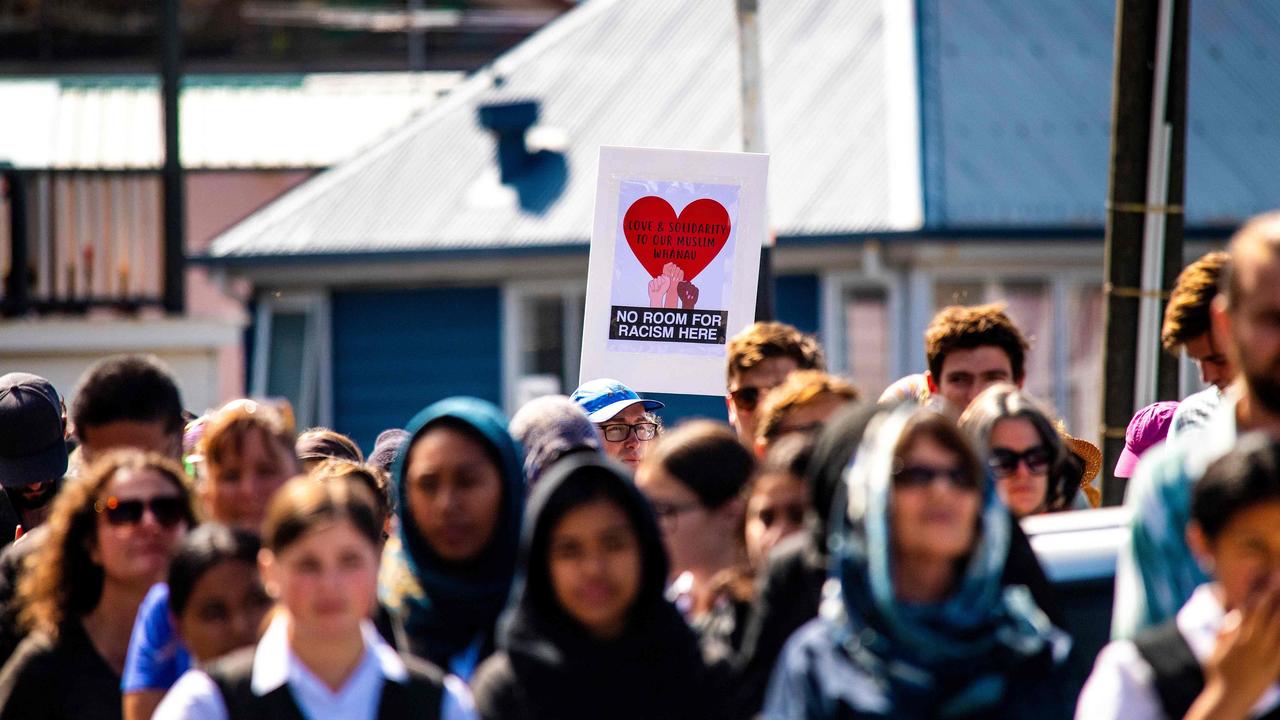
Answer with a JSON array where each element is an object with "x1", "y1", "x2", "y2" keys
[
  {"x1": 1111, "y1": 394, "x2": 1238, "y2": 639},
  {"x1": 122, "y1": 584, "x2": 192, "y2": 693}
]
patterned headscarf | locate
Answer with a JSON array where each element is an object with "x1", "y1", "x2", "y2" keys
[{"x1": 826, "y1": 403, "x2": 1069, "y2": 717}]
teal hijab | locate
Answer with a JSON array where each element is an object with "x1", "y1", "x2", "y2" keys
[
  {"x1": 827, "y1": 403, "x2": 1069, "y2": 717},
  {"x1": 379, "y1": 397, "x2": 525, "y2": 669}
]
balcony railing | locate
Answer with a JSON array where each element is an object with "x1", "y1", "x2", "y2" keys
[{"x1": 2, "y1": 169, "x2": 171, "y2": 316}]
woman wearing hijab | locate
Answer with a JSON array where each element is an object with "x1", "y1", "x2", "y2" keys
[
  {"x1": 471, "y1": 455, "x2": 717, "y2": 720},
  {"x1": 763, "y1": 405, "x2": 1071, "y2": 719},
  {"x1": 379, "y1": 397, "x2": 525, "y2": 682}
]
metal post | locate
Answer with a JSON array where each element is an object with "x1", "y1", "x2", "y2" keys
[
  {"x1": 1099, "y1": 0, "x2": 1188, "y2": 505},
  {"x1": 407, "y1": 0, "x2": 426, "y2": 70},
  {"x1": 736, "y1": 0, "x2": 774, "y2": 321},
  {"x1": 2, "y1": 169, "x2": 30, "y2": 316},
  {"x1": 161, "y1": 0, "x2": 186, "y2": 314}
]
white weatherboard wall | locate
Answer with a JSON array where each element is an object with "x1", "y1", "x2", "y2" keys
[{"x1": 0, "y1": 317, "x2": 244, "y2": 413}]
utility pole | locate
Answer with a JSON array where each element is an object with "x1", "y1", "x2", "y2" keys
[
  {"x1": 161, "y1": 0, "x2": 186, "y2": 314},
  {"x1": 1099, "y1": 0, "x2": 1188, "y2": 505},
  {"x1": 735, "y1": 0, "x2": 773, "y2": 321}
]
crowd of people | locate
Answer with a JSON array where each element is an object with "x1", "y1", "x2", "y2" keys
[{"x1": 0, "y1": 210, "x2": 1279, "y2": 718}]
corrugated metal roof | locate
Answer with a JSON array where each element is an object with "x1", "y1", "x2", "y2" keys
[
  {"x1": 207, "y1": 0, "x2": 921, "y2": 259},
  {"x1": 0, "y1": 72, "x2": 462, "y2": 170},
  {"x1": 919, "y1": 0, "x2": 1280, "y2": 228}
]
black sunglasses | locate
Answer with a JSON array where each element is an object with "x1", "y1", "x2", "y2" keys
[
  {"x1": 95, "y1": 496, "x2": 186, "y2": 527},
  {"x1": 893, "y1": 464, "x2": 979, "y2": 491},
  {"x1": 988, "y1": 446, "x2": 1051, "y2": 478},
  {"x1": 597, "y1": 421, "x2": 659, "y2": 442},
  {"x1": 729, "y1": 386, "x2": 763, "y2": 411}
]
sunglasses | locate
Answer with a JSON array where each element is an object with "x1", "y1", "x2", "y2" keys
[
  {"x1": 893, "y1": 465, "x2": 979, "y2": 491},
  {"x1": 95, "y1": 495, "x2": 186, "y2": 527},
  {"x1": 728, "y1": 386, "x2": 763, "y2": 412},
  {"x1": 597, "y1": 422, "x2": 658, "y2": 443},
  {"x1": 988, "y1": 446, "x2": 1051, "y2": 478}
]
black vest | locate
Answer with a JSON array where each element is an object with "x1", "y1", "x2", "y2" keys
[
  {"x1": 204, "y1": 645, "x2": 446, "y2": 720},
  {"x1": 1134, "y1": 619, "x2": 1280, "y2": 720}
]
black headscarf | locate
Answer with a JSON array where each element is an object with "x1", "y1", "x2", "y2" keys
[
  {"x1": 806, "y1": 401, "x2": 880, "y2": 550},
  {"x1": 497, "y1": 455, "x2": 715, "y2": 720}
]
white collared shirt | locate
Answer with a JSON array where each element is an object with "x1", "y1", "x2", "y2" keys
[
  {"x1": 154, "y1": 615, "x2": 475, "y2": 720},
  {"x1": 1077, "y1": 583, "x2": 1280, "y2": 719}
]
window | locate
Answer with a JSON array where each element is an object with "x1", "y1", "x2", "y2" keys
[
  {"x1": 927, "y1": 274, "x2": 1104, "y2": 447},
  {"x1": 503, "y1": 282, "x2": 586, "y2": 412},
  {"x1": 823, "y1": 274, "x2": 902, "y2": 401},
  {"x1": 250, "y1": 290, "x2": 330, "y2": 429}
]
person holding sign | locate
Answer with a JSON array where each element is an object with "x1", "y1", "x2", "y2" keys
[{"x1": 570, "y1": 379, "x2": 664, "y2": 469}]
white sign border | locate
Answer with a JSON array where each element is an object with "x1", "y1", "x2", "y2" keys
[{"x1": 579, "y1": 145, "x2": 768, "y2": 396}]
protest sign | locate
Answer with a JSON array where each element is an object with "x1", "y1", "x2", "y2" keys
[{"x1": 579, "y1": 146, "x2": 768, "y2": 395}]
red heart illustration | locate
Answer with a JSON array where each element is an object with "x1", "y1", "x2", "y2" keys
[{"x1": 622, "y1": 196, "x2": 731, "y2": 282}]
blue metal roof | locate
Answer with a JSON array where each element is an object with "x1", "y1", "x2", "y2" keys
[
  {"x1": 207, "y1": 0, "x2": 921, "y2": 260},
  {"x1": 919, "y1": 0, "x2": 1280, "y2": 228}
]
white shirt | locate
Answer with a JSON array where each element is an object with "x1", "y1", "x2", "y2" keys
[
  {"x1": 1166, "y1": 385, "x2": 1223, "y2": 442},
  {"x1": 1077, "y1": 584, "x2": 1280, "y2": 719},
  {"x1": 154, "y1": 614, "x2": 476, "y2": 720}
]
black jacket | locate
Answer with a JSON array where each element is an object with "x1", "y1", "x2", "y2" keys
[{"x1": 472, "y1": 456, "x2": 720, "y2": 720}]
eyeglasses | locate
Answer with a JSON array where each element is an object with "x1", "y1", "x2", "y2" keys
[
  {"x1": 94, "y1": 495, "x2": 186, "y2": 527},
  {"x1": 893, "y1": 465, "x2": 979, "y2": 491},
  {"x1": 728, "y1": 386, "x2": 763, "y2": 412},
  {"x1": 988, "y1": 446, "x2": 1051, "y2": 478},
  {"x1": 597, "y1": 422, "x2": 658, "y2": 443},
  {"x1": 649, "y1": 499, "x2": 703, "y2": 529}
]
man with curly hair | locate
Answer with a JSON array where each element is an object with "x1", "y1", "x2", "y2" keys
[
  {"x1": 724, "y1": 322, "x2": 825, "y2": 447},
  {"x1": 1161, "y1": 251, "x2": 1235, "y2": 439},
  {"x1": 923, "y1": 303, "x2": 1030, "y2": 415}
]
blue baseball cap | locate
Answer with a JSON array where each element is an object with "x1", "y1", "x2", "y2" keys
[{"x1": 571, "y1": 378, "x2": 664, "y2": 423}]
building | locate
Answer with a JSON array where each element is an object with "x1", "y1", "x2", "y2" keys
[
  {"x1": 199, "y1": 0, "x2": 1280, "y2": 452},
  {"x1": 0, "y1": 71, "x2": 460, "y2": 411}
]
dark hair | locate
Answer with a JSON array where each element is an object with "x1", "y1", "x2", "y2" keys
[
  {"x1": 924, "y1": 303, "x2": 1029, "y2": 383},
  {"x1": 296, "y1": 427, "x2": 364, "y2": 464},
  {"x1": 759, "y1": 431, "x2": 815, "y2": 479},
  {"x1": 71, "y1": 355, "x2": 184, "y2": 443},
  {"x1": 643, "y1": 420, "x2": 755, "y2": 509},
  {"x1": 1193, "y1": 434, "x2": 1280, "y2": 540},
  {"x1": 893, "y1": 411, "x2": 984, "y2": 491},
  {"x1": 306, "y1": 459, "x2": 391, "y2": 532},
  {"x1": 168, "y1": 524, "x2": 261, "y2": 617},
  {"x1": 18, "y1": 450, "x2": 196, "y2": 636},
  {"x1": 958, "y1": 384, "x2": 1074, "y2": 511},
  {"x1": 262, "y1": 474, "x2": 382, "y2": 553}
]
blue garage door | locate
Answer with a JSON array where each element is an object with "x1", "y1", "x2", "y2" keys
[{"x1": 331, "y1": 287, "x2": 502, "y2": 454}]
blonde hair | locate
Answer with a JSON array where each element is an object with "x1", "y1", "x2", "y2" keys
[
  {"x1": 1162, "y1": 251, "x2": 1228, "y2": 351},
  {"x1": 755, "y1": 370, "x2": 859, "y2": 443}
]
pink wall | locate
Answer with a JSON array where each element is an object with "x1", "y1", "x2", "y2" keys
[{"x1": 185, "y1": 170, "x2": 314, "y2": 406}]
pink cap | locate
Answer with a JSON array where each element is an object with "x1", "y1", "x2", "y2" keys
[{"x1": 1113, "y1": 401, "x2": 1179, "y2": 478}]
